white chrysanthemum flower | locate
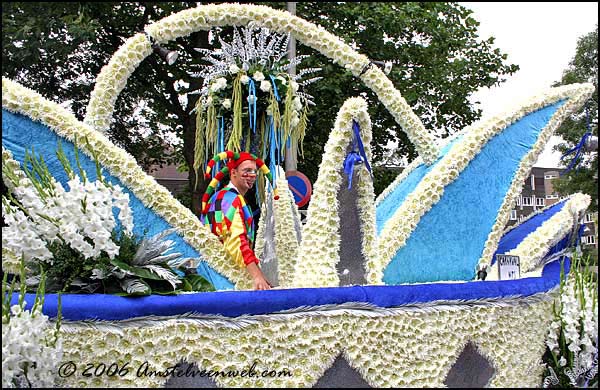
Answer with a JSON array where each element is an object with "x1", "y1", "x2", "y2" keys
[
  {"x1": 253, "y1": 71, "x2": 265, "y2": 82},
  {"x1": 240, "y1": 75, "x2": 250, "y2": 85},
  {"x1": 229, "y1": 63, "x2": 240, "y2": 74},
  {"x1": 259, "y1": 80, "x2": 271, "y2": 92},
  {"x1": 222, "y1": 98, "x2": 232, "y2": 109}
]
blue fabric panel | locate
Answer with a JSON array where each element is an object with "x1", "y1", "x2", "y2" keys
[
  {"x1": 383, "y1": 101, "x2": 565, "y2": 284},
  {"x1": 2, "y1": 110, "x2": 234, "y2": 290},
  {"x1": 492, "y1": 200, "x2": 567, "y2": 264},
  {"x1": 11, "y1": 259, "x2": 569, "y2": 321},
  {"x1": 375, "y1": 136, "x2": 463, "y2": 235}
]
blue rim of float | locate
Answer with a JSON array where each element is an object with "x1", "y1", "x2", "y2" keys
[{"x1": 11, "y1": 258, "x2": 569, "y2": 321}]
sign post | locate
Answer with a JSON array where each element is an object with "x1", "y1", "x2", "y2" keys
[{"x1": 496, "y1": 254, "x2": 521, "y2": 280}]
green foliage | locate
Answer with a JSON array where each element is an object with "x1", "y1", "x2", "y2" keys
[
  {"x1": 182, "y1": 273, "x2": 216, "y2": 293},
  {"x1": 552, "y1": 26, "x2": 598, "y2": 212},
  {"x1": 373, "y1": 166, "x2": 403, "y2": 197}
]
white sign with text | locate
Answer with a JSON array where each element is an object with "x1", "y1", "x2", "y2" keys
[{"x1": 496, "y1": 254, "x2": 520, "y2": 280}]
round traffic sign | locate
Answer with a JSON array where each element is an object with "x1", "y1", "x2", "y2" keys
[{"x1": 285, "y1": 170, "x2": 312, "y2": 207}]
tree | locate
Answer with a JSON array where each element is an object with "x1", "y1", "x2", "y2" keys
[
  {"x1": 552, "y1": 25, "x2": 598, "y2": 212},
  {"x1": 2, "y1": 2, "x2": 519, "y2": 212},
  {"x1": 3, "y1": 2, "x2": 210, "y2": 213},
  {"x1": 257, "y1": 2, "x2": 519, "y2": 194}
]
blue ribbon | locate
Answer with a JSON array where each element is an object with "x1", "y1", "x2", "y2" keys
[
  {"x1": 343, "y1": 121, "x2": 373, "y2": 189},
  {"x1": 268, "y1": 115, "x2": 277, "y2": 184},
  {"x1": 560, "y1": 132, "x2": 592, "y2": 175},
  {"x1": 269, "y1": 74, "x2": 280, "y2": 101},
  {"x1": 248, "y1": 78, "x2": 256, "y2": 133},
  {"x1": 343, "y1": 152, "x2": 364, "y2": 190},
  {"x1": 352, "y1": 120, "x2": 372, "y2": 175}
]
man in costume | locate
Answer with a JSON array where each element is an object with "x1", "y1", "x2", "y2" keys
[{"x1": 200, "y1": 151, "x2": 278, "y2": 290}]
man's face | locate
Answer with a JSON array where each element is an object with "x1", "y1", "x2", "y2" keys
[{"x1": 231, "y1": 160, "x2": 258, "y2": 195}]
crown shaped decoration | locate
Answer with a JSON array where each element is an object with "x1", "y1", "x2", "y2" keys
[{"x1": 191, "y1": 26, "x2": 320, "y2": 199}]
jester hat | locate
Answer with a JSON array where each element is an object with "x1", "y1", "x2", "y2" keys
[{"x1": 201, "y1": 151, "x2": 279, "y2": 215}]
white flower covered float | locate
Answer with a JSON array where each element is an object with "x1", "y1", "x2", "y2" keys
[{"x1": 2, "y1": 3, "x2": 597, "y2": 388}]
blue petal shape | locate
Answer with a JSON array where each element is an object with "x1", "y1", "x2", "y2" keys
[{"x1": 382, "y1": 101, "x2": 565, "y2": 284}]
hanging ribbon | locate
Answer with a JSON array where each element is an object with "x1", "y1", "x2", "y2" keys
[
  {"x1": 561, "y1": 106, "x2": 594, "y2": 175},
  {"x1": 343, "y1": 121, "x2": 373, "y2": 189},
  {"x1": 269, "y1": 74, "x2": 280, "y2": 101},
  {"x1": 560, "y1": 132, "x2": 592, "y2": 175},
  {"x1": 343, "y1": 152, "x2": 364, "y2": 190},
  {"x1": 268, "y1": 115, "x2": 278, "y2": 184},
  {"x1": 248, "y1": 78, "x2": 257, "y2": 133}
]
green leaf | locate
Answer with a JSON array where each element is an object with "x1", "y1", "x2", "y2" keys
[{"x1": 182, "y1": 274, "x2": 216, "y2": 292}]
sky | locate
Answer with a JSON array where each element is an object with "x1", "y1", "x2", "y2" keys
[{"x1": 460, "y1": 2, "x2": 598, "y2": 167}]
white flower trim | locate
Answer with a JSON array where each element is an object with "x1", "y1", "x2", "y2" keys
[
  {"x1": 292, "y1": 97, "x2": 376, "y2": 287},
  {"x1": 83, "y1": 33, "x2": 152, "y2": 132},
  {"x1": 372, "y1": 83, "x2": 594, "y2": 283},
  {"x1": 361, "y1": 66, "x2": 438, "y2": 163},
  {"x1": 2, "y1": 77, "x2": 253, "y2": 289},
  {"x1": 500, "y1": 198, "x2": 564, "y2": 237},
  {"x1": 53, "y1": 295, "x2": 554, "y2": 388},
  {"x1": 502, "y1": 193, "x2": 590, "y2": 273},
  {"x1": 375, "y1": 126, "x2": 468, "y2": 207},
  {"x1": 273, "y1": 172, "x2": 301, "y2": 287},
  {"x1": 84, "y1": 3, "x2": 437, "y2": 163}
]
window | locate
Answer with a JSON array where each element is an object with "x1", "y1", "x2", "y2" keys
[
  {"x1": 545, "y1": 174, "x2": 558, "y2": 179},
  {"x1": 519, "y1": 215, "x2": 526, "y2": 222},
  {"x1": 522, "y1": 196, "x2": 533, "y2": 206},
  {"x1": 510, "y1": 210, "x2": 517, "y2": 220},
  {"x1": 584, "y1": 213, "x2": 594, "y2": 223},
  {"x1": 546, "y1": 194, "x2": 559, "y2": 199},
  {"x1": 583, "y1": 235, "x2": 596, "y2": 245},
  {"x1": 516, "y1": 196, "x2": 521, "y2": 206},
  {"x1": 531, "y1": 175, "x2": 535, "y2": 190},
  {"x1": 536, "y1": 198, "x2": 545, "y2": 207}
]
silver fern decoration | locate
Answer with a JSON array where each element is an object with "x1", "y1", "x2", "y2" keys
[{"x1": 190, "y1": 26, "x2": 320, "y2": 100}]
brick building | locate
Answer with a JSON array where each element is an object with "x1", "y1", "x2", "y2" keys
[{"x1": 506, "y1": 167, "x2": 597, "y2": 249}]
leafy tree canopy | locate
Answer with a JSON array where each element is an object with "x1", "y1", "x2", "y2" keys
[
  {"x1": 552, "y1": 25, "x2": 598, "y2": 212},
  {"x1": 2, "y1": 2, "x2": 518, "y2": 210}
]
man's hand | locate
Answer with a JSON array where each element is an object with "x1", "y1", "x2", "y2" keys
[{"x1": 246, "y1": 262, "x2": 271, "y2": 290}]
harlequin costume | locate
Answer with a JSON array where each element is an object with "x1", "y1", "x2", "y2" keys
[{"x1": 200, "y1": 151, "x2": 279, "y2": 269}]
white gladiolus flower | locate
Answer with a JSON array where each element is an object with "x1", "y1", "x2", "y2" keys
[
  {"x1": 2, "y1": 160, "x2": 136, "y2": 266},
  {"x1": 2, "y1": 302, "x2": 62, "y2": 388}
]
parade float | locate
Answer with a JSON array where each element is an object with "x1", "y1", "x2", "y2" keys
[{"x1": 2, "y1": 3, "x2": 597, "y2": 388}]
